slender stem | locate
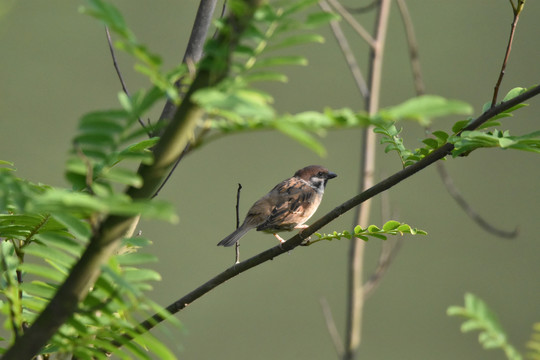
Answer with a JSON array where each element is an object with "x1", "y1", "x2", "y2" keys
[
  {"x1": 435, "y1": 162, "x2": 518, "y2": 238},
  {"x1": 344, "y1": 1, "x2": 391, "y2": 359},
  {"x1": 396, "y1": 0, "x2": 425, "y2": 95},
  {"x1": 319, "y1": 0, "x2": 369, "y2": 99},
  {"x1": 104, "y1": 27, "x2": 149, "y2": 134},
  {"x1": 320, "y1": 297, "x2": 344, "y2": 356},
  {"x1": 235, "y1": 183, "x2": 242, "y2": 264},
  {"x1": 491, "y1": 3, "x2": 522, "y2": 107},
  {"x1": 327, "y1": 0, "x2": 375, "y2": 48}
]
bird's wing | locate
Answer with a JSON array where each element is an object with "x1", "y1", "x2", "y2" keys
[{"x1": 256, "y1": 178, "x2": 316, "y2": 231}]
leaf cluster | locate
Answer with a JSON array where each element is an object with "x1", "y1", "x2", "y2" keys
[
  {"x1": 0, "y1": 165, "x2": 178, "y2": 358},
  {"x1": 307, "y1": 220, "x2": 427, "y2": 244},
  {"x1": 373, "y1": 89, "x2": 539, "y2": 167},
  {"x1": 527, "y1": 323, "x2": 540, "y2": 360},
  {"x1": 447, "y1": 293, "x2": 522, "y2": 360}
]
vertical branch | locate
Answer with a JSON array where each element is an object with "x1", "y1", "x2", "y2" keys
[
  {"x1": 157, "y1": 0, "x2": 219, "y2": 130},
  {"x1": 235, "y1": 183, "x2": 242, "y2": 264},
  {"x1": 319, "y1": 0, "x2": 369, "y2": 99},
  {"x1": 320, "y1": 297, "x2": 344, "y2": 356},
  {"x1": 491, "y1": 0, "x2": 524, "y2": 107},
  {"x1": 344, "y1": 0, "x2": 392, "y2": 359},
  {"x1": 395, "y1": 0, "x2": 425, "y2": 96}
]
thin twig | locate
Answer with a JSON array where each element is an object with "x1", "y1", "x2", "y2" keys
[
  {"x1": 235, "y1": 183, "x2": 242, "y2": 264},
  {"x1": 396, "y1": 0, "x2": 425, "y2": 95},
  {"x1": 361, "y1": 176, "x2": 402, "y2": 299},
  {"x1": 104, "y1": 27, "x2": 149, "y2": 135},
  {"x1": 151, "y1": 143, "x2": 190, "y2": 199},
  {"x1": 319, "y1": 297, "x2": 344, "y2": 356},
  {"x1": 326, "y1": 0, "x2": 375, "y2": 48},
  {"x1": 363, "y1": 239, "x2": 402, "y2": 299},
  {"x1": 319, "y1": 0, "x2": 369, "y2": 100},
  {"x1": 435, "y1": 162, "x2": 518, "y2": 238},
  {"x1": 396, "y1": 0, "x2": 517, "y2": 239},
  {"x1": 346, "y1": 0, "x2": 380, "y2": 14},
  {"x1": 491, "y1": 0, "x2": 524, "y2": 107},
  {"x1": 116, "y1": 85, "x2": 540, "y2": 347}
]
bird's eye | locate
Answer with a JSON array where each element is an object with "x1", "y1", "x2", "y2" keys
[{"x1": 317, "y1": 171, "x2": 323, "y2": 177}]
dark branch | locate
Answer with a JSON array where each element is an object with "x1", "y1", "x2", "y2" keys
[
  {"x1": 491, "y1": 1, "x2": 524, "y2": 107},
  {"x1": 435, "y1": 162, "x2": 518, "y2": 238},
  {"x1": 235, "y1": 183, "x2": 242, "y2": 264},
  {"x1": 104, "y1": 26, "x2": 149, "y2": 135}
]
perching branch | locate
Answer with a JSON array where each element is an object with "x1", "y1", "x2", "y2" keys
[
  {"x1": 121, "y1": 71, "x2": 540, "y2": 350},
  {"x1": 1, "y1": 2, "x2": 263, "y2": 359}
]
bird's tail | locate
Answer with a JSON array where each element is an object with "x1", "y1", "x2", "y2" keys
[{"x1": 217, "y1": 225, "x2": 252, "y2": 247}]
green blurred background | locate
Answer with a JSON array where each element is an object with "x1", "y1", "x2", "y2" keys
[{"x1": 1, "y1": 1, "x2": 539, "y2": 359}]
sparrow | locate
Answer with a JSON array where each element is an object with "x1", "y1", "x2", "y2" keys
[{"x1": 217, "y1": 165, "x2": 337, "y2": 247}]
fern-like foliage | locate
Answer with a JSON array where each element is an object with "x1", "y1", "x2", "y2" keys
[
  {"x1": 0, "y1": 164, "x2": 179, "y2": 358},
  {"x1": 447, "y1": 292, "x2": 523, "y2": 360},
  {"x1": 527, "y1": 323, "x2": 540, "y2": 360},
  {"x1": 306, "y1": 220, "x2": 427, "y2": 245},
  {"x1": 372, "y1": 88, "x2": 539, "y2": 167}
]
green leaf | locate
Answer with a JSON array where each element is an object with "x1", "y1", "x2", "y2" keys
[
  {"x1": 502, "y1": 87, "x2": 526, "y2": 101},
  {"x1": 383, "y1": 95, "x2": 473, "y2": 126},
  {"x1": 34, "y1": 233, "x2": 83, "y2": 256},
  {"x1": 268, "y1": 33, "x2": 325, "y2": 51},
  {"x1": 100, "y1": 167, "x2": 143, "y2": 187},
  {"x1": 132, "y1": 332, "x2": 177, "y2": 360},
  {"x1": 241, "y1": 71, "x2": 289, "y2": 83},
  {"x1": 123, "y1": 268, "x2": 161, "y2": 283},
  {"x1": 253, "y1": 55, "x2": 308, "y2": 68},
  {"x1": 116, "y1": 253, "x2": 158, "y2": 266},
  {"x1": 304, "y1": 11, "x2": 340, "y2": 27},
  {"x1": 18, "y1": 263, "x2": 64, "y2": 282},
  {"x1": 273, "y1": 119, "x2": 326, "y2": 156},
  {"x1": 382, "y1": 220, "x2": 401, "y2": 231},
  {"x1": 20, "y1": 281, "x2": 57, "y2": 299},
  {"x1": 24, "y1": 243, "x2": 76, "y2": 268},
  {"x1": 51, "y1": 212, "x2": 91, "y2": 240},
  {"x1": 452, "y1": 119, "x2": 472, "y2": 133}
]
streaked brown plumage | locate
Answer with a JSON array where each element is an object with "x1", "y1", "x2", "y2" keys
[{"x1": 217, "y1": 165, "x2": 337, "y2": 247}]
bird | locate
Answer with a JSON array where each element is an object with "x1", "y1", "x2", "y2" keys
[{"x1": 217, "y1": 165, "x2": 337, "y2": 247}]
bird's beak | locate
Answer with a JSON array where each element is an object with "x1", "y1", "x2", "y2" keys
[{"x1": 327, "y1": 171, "x2": 337, "y2": 179}]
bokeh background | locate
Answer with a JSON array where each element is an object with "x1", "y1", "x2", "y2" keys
[{"x1": 1, "y1": 1, "x2": 539, "y2": 359}]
